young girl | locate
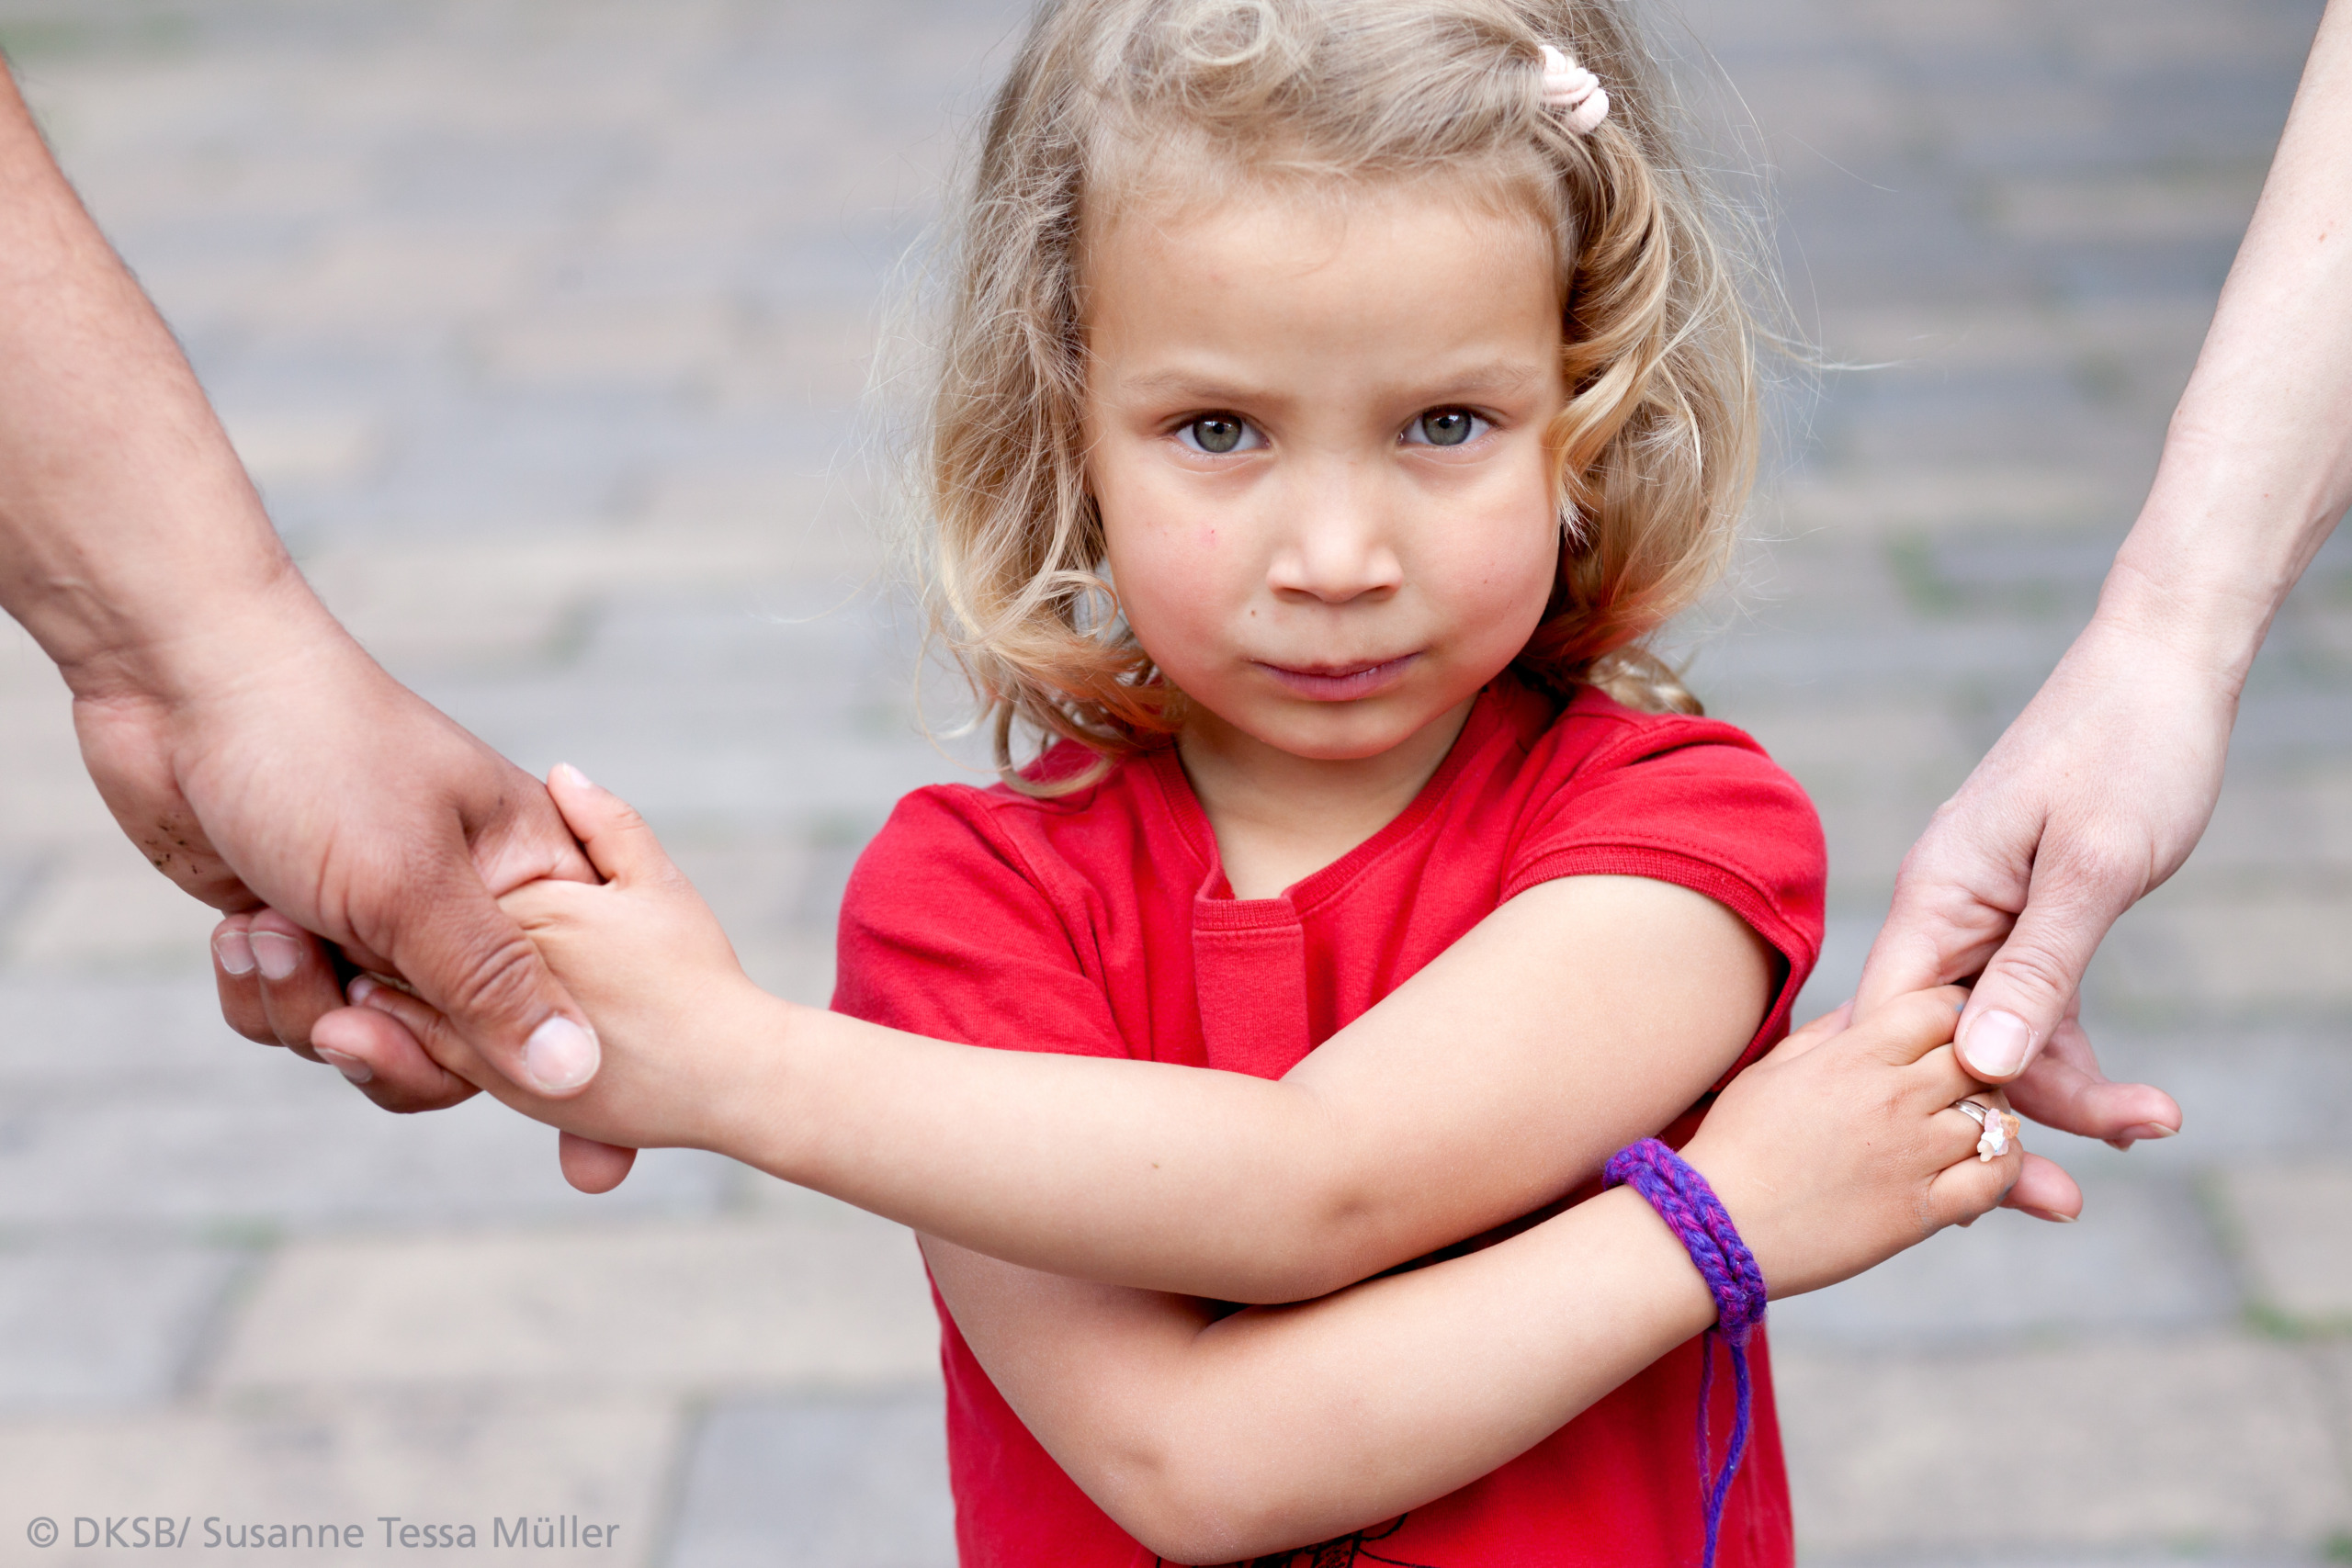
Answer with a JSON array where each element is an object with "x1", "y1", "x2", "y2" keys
[{"x1": 313, "y1": 2, "x2": 2041, "y2": 1562}]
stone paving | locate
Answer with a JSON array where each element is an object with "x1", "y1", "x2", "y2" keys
[{"x1": 0, "y1": 0, "x2": 2346, "y2": 1562}]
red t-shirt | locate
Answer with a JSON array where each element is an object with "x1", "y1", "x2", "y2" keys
[{"x1": 833, "y1": 679, "x2": 1826, "y2": 1568}]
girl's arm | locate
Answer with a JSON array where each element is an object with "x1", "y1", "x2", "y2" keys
[
  {"x1": 344, "y1": 767, "x2": 1811, "y2": 1303},
  {"x1": 928, "y1": 1188, "x2": 1712, "y2": 1562},
  {"x1": 928, "y1": 989, "x2": 2007, "y2": 1564}
]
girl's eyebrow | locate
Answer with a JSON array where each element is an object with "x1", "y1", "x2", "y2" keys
[
  {"x1": 1411, "y1": 361, "x2": 1546, "y2": 400},
  {"x1": 1115, "y1": 369, "x2": 1283, "y2": 405}
]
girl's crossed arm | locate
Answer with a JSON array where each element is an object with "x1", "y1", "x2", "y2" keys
[
  {"x1": 345, "y1": 778, "x2": 2009, "y2": 1559},
  {"x1": 351, "y1": 766, "x2": 1841, "y2": 1303},
  {"x1": 347, "y1": 768, "x2": 2069, "y2": 1303},
  {"x1": 339, "y1": 771, "x2": 2031, "y2": 1556},
  {"x1": 923, "y1": 993, "x2": 2000, "y2": 1561}
]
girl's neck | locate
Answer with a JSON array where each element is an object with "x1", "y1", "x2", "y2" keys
[{"x1": 1176, "y1": 696, "x2": 1476, "y2": 900}]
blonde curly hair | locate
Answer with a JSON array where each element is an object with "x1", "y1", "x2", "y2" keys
[{"x1": 922, "y1": 0, "x2": 1762, "y2": 784}]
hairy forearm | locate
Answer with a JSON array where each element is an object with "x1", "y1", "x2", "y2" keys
[
  {"x1": 2100, "y1": 0, "x2": 2352, "y2": 681},
  {"x1": 0, "y1": 64, "x2": 313, "y2": 695},
  {"x1": 934, "y1": 1188, "x2": 1713, "y2": 1563}
]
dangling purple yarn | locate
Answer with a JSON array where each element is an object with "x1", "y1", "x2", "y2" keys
[{"x1": 1604, "y1": 1138, "x2": 1769, "y2": 1568}]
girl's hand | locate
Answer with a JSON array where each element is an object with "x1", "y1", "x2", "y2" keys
[
  {"x1": 1680, "y1": 987, "x2": 2071, "y2": 1300},
  {"x1": 322, "y1": 765, "x2": 785, "y2": 1186}
]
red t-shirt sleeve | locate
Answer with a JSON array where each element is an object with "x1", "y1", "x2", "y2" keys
[
  {"x1": 1503, "y1": 716, "x2": 1827, "y2": 1077},
  {"x1": 830, "y1": 786, "x2": 1130, "y2": 1060}
]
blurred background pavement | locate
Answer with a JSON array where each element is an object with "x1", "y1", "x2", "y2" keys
[{"x1": 0, "y1": 0, "x2": 2347, "y2": 1562}]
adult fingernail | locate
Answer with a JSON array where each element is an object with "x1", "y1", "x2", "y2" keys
[
  {"x1": 2018, "y1": 1205, "x2": 2077, "y2": 1224},
  {"x1": 1962, "y1": 1010, "x2": 2034, "y2": 1077},
  {"x1": 250, "y1": 931, "x2": 304, "y2": 982},
  {"x1": 348, "y1": 975, "x2": 380, "y2": 1006},
  {"x1": 215, "y1": 931, "x2": 257, "y2": 976},
  {"x1": 315, "y1": 1047, "x2": 374, "y2": 1085},
  {"x1": 552, "y1": 761, "x2": 594, "y2": 790},
  {"x1": 524, "y1": 1015, "x2": 599, "y2": 1093},
  {"x1": 2119, "y1": 1122, "x2": 2177, "y2": 1143}
]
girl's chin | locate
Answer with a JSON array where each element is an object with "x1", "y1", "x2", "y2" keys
[{"x1": 1211, "y1": 699, "x2": 1464, "y2": 765}]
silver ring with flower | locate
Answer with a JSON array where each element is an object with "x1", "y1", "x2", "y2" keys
[{"x1": 1950, "y1": 1098, "x2": 2021, "y2": 1162}]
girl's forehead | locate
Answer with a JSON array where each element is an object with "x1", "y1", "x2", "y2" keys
[
  {"x1": 1078, "y1": 178, "x2": 1566, "y2": 395},
  {"x1": 1078, "y1": 158, "x2": 1566, "y2": 297}
]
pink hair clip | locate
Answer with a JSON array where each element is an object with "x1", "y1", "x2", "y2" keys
[{"x1": 1538, "y1": 43, "x2": 1610, "y2": 134}]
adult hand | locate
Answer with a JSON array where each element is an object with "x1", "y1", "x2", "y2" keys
[
  {"x1": 1855, "y1": 0, "x2": 2352, "y2": 1147},
  {"x1": 1854, "y1": 608, "x2": 2202, "y2": 1148},
  {"x1": 68, "y1": 579, "x2": 611, "y2": 1109},
  {"x1": 0, "y1": 62, "x2": 631, "y2": 1140}
]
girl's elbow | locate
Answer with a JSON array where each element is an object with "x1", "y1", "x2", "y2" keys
[
  {"x1": 1086, "y1": 1445, "x2": 1297, "y2": 1564},
  {"x1": 1227, "y1": 1181, "x2": 1394, "y2": 1303},
  {"x1": 1111, "y1": 1507, "x2": 1241, "y2": 1566},
  {"x1": 1219, "y1": 1249, "x2": 1363, "y2": 1305},
  {"x1": 1099, "y1": 1478, "x2": 1272, "y2": 1566}
]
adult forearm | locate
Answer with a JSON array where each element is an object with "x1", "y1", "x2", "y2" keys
[
  {"x1": 2100, "y1": 0, "x2": 2352, "y2": 679},
  {"x1": 0, "y1": 64, "x2": 313, "y2": 694}
]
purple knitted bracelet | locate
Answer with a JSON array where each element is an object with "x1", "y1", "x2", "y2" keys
[{"x1": 1603, "y1": 1137, "x2": 1769, "y2": 1568}]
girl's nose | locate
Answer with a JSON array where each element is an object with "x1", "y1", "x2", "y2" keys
[{"x1": 1266, "y1": 471, "x2": 1404, "y2": 604}]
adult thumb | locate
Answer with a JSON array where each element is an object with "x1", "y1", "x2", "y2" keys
[
  {"x1": 1956, "y1": 880, "x2": 2128, "y2": 1082},
  {"x1": 386, "y1": 852, "x2": 600, "y2": 1097}
]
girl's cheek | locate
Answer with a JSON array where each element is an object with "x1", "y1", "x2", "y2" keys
[
  {"x1": 1452, "y1": 510, "x2": 1562, "y2": 621},
  {"x1": 1442, "y1": 525, "x2": 1561, "y2": 672},
  {"x1": 1101, "y1": 502, "x2": 1227, "y2": 664}
]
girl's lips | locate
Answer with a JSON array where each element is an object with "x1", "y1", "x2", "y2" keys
[{"x1": 1254, "y1": 653, "x2": 1419, "y2": 701}]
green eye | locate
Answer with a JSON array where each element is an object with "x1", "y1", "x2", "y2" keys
[
  {"x1": 1416, "y1": 410, "x2": 1478, "y2": 446},
  {"x1": 1188, "y1": 416, "x2": 1249, "y2": 454}
]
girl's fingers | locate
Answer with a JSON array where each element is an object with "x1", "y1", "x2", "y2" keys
[
  {"x1": 1922, "y1": 1097, "x2": 2077, "y2": 1230},
  {"x1": 1924, "y1": 1146, "x2": 2018, "y2": 1231},
  {"x1": 1923, "y1": 1117, "x2": 2031, "y2": 1230},
  {"x1": 1894, "y1": 1041, "x2": 1996, "y2": 1119},
  {"x1": 1771, "y1": 998, "x2": 1853, "y2": 1061},
  {"x1": 1928, "y1": 1093, "x2": 2003, "y2": 1168},
  {"x1": 212, "y1": 914, "x2": 276, "y2": 1044},
  {"x1": 546, "y1": 763, "x2": 673, "y2": 887},
  {"x1": 560, "y1": 1131, "x2": 639, "y2": 1193},
  {"x1": 1854, "y1": 987, "x2": 1972, "y2": 1068},
  {"x1": 2001, "y1": 1151, "x2": 2083, "y2": 1223}
]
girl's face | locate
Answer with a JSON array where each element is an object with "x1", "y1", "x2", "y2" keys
[{"x1": 1082, "y1": 179, "x2": 1568, "y2": 768}]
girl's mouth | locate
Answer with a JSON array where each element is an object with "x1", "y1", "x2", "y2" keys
[{"x1": 1253, "y1": 654, "x2": 1419, "y2": 701}]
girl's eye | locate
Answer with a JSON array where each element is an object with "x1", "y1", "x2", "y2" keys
[
  {"x1": 1404, "y1": 409, "x2": 1488, "y2": 448},
  {"x1": 1177, "y1": 415, "x2": 1261, "y2": 456}
]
